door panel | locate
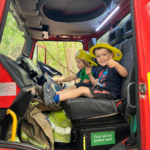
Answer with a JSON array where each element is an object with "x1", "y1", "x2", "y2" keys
[{"x1": 132, "y1": 0, "x2": 150, "y2": 150}]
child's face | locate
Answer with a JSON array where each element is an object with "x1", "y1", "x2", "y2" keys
[
  {"x1": 95, "y1": 48, "x2": 113, "y2": 66},
  {"x1": 75, "y1": 58, "x2": 86, "y2": 70}
]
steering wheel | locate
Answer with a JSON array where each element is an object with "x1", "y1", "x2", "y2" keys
[{"x1": 37, "y1": 60, "x2": 62, "y2": 77}]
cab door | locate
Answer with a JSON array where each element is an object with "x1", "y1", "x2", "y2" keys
[{"x1": 132, "y1": 0, "x2": 150, "y2": 150}]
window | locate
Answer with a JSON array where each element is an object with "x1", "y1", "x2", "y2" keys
[
  {"x1": 116, "y1": 13, "x2": 131, "y2": 28},
  {"x1": 0, "y1": 10, "x2": 25, "y2": 60},
  {"x1": 97, "y1": 31, "x2": 109, "y2": 43},
  {"x1": 33, "y1": 41, "x2": 83, "y2": 80}
]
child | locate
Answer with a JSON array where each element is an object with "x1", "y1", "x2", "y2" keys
[
  {"x1": 55, "y1": 49, "x2": 98, "y2": 91},
  {"x1": 39, "y1": 43, "x2": 128, "y2": 107}
]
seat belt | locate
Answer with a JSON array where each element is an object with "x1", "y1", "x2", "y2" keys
[
  {"x1": 124, "y1": 114, "x2": 137, "y2": 149},
  {"x1": 124, "y1": 132, "x2": 137, "y2": 149}
]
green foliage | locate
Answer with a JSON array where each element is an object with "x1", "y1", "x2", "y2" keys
[
  {"x1": 0, "y1": 12, "x2": 25, "y2": 59},
  {"x1": 33, "y1": 41, "x2": 83, "y2": 77}
]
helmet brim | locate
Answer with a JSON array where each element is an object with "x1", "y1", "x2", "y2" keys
[{"x1": 89, "y1": 43, "x2": 122, "y2": 61}]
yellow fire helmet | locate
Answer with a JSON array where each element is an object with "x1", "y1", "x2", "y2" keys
[
  {"x1": 75, "y1": 49, "x2": 98, "y2": 66},
  {"x1": 89, "y1": 43, "x2": 123, "y2": 61}
]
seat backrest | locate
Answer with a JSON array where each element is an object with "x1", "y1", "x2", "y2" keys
[
  {"x1": 120, "y1": 17, "x2": 135, "y2": 115},
  {"x1": 120, "y1": 39, "x2": 135, "y2": 114},
  {"x1": 119, "y1": 38, "x2": 133, "y2": 74},
  {"x1": 120, "y1": 17, "x2": 134, "y2": 99},
  {"x1": 108, "y1": 27, "x2": 123, "y2": 47},
  {"x1": 108, "y1": 22, "x2": 135, "y2": 115},
  {"x1": 108, "y1": 22, "x2": 134, "y2": 100},
  {"x1": 123, "y1": 16, "x2": 132, "y2": 39}
]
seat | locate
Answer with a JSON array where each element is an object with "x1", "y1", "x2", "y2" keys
[
  {"x1": 108, "y1": 26, "x2": 123, "y2": 49},
  {"x1": 62, "y1": 23, "x2": 134, "y2": 121},
  {"x1": 123, "y1": 16, "x2": 132, "y2": 39},
  {"x1": 121, "y1": 17, "x2": 136, "y2": 116}
]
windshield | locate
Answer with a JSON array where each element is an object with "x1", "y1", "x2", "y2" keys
[
  {"x1": 33, "y1": 41, "x2": 83, "y2": 76},
  {"x1": 0, "y1": 11, "x2": 25, "y2": 60}
]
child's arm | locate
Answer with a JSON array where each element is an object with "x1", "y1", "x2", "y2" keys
[
  {"x1": 82, "y1": 69, "x2": 94, "y2": 83},
  {"x1": 107, "y1": 59, "x2": 128, "y2": 77},
  {"x1": 55, "y1": 75, "x2": 78, "y2": 83},
  {"x1": 86, "y1": 67, "x2": 98, "y2": 86}
]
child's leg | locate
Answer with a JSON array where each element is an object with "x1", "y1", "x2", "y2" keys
[
  {"x1": 56, "y1": 90, "x2": 73, "y2": 94},
  {"x1": 62, "y1": 85, "x2": 77, "y2": 91},
  {"x1": 56, "y1": 86, "x2": 77, "y2": 94},
  {"x1": 59, "y1": 86, "x2": 93, "y2": 101},
  {"x1": 43, "y1": 83, "x2": 93, "y2": 106}
]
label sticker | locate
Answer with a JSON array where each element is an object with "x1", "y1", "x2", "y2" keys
[
  {"x1": 91, "y1": 131, "x2": 115, "y2": 146},
  {"x1": 0, "y1": 83, "x2": 16, "y2": 96},
  {"x1": 116, "y1": 53, "x2": 121, "y2": 57}
]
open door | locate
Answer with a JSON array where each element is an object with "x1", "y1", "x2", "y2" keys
[{"x1": 131, "y1": 0, "x2": 150, "y2": 149}]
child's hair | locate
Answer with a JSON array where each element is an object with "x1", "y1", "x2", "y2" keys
[
  {"x1": 82, "y1": 59, "x2": 91, "y2": 67},
  {"x1": 77, "y1": 57, "x2": 91, "y2": 67},
  {"x1": 93, "y1": 47, "x2": 112, "y2": 55}
]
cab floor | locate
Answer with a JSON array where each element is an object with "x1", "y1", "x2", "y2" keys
[{"x1": 55, "y1": 143, "x2": 76, "y2": 150}]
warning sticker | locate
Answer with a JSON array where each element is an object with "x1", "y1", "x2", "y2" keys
[
  {"x1": 91, "y1": 131, "x2": 115, "y2": 146},
  {"x1": 0, "y1": 83, "x2": 16, "y2": 96}
]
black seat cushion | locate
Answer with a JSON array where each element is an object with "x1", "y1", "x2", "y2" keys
[{"x1": 62, "y1": 98, "x2": 118, "y2": 120}]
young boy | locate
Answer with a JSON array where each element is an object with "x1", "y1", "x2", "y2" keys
[
  {"x1": 40, "y1": 43, "x2": 128, "y2": 107},
  {"x1": 55, "y1": 49, "x2": 98, "y2": 91}
]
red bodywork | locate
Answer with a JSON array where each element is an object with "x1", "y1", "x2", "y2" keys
[
  {"x1": 0, "y1": 1, "x2": 21, "y2": 108},
  {"x1": 0, "y1": 63, "x2": 21, "y2": 108},
  {"x1": 133, "y1": 0, "x2": 150, "y2": 149},
  {"x1": 0, "y1": 0, "x2": 6, "y2": 25}
]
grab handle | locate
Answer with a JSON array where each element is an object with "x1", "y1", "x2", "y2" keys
[
  {"x1": 7, "y1": 109, "x2": 17, "y2": 141},
  {"x1": 127, "y1": 82, "x2": 136, "y2": 108}
]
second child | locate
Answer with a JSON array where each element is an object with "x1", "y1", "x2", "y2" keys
[{"x1": 55, "y1": 49, "x2": 98, "y2": 91}]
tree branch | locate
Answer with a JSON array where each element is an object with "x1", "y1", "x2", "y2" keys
[{"x1": 42, "y1": 43, "x2": 76, "y2": 75}]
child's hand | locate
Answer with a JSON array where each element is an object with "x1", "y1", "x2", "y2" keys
[
  {"x1": 86, "y1": 67, "x2": 92, "y2": 76},
  {"x1": 55, "y1": 79, "x2": 62, "y2": 83},
  {"x1": 107, "y1": 59, "x2": 116, "y2": 68}
]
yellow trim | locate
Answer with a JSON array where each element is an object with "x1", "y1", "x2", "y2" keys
[
  {"x1": 76, "y1": 49, "x2": 98, "y2": 66},
  {"x1": 83, "y1": 134, "x2": 86, "y2": 150},
  {"x1": 7, "y1": 109, "x2": 17, "y2": 142},
  {"x1": 147, "y1": 72, "x2": 150, "y2": 102}
]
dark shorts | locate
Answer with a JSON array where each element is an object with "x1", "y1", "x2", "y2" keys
[
  {"x1": 89, "y1": 87, "x2": 116, "y2": 100},
  {"x1": 75, "y1": 82, "x2": 93, "y2": 88}
]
